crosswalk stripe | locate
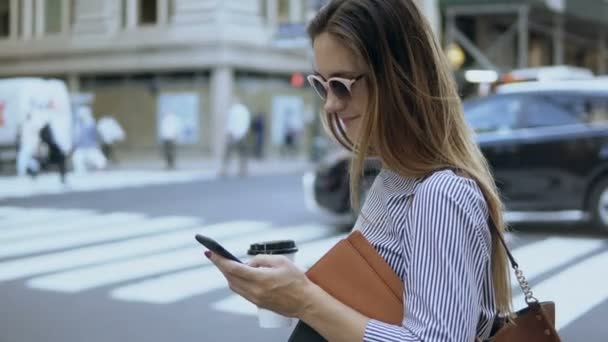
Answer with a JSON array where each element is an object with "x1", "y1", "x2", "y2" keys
[
  {"x1": 509, "y1": 237, "x2": 605, "y2": 289},
  {"x1": 0, "y1": 207, "x2": 23, "y2": 216},
  {"x1": 0, "y1": 209, "x2": 94, "y2": 230},
  {"x1": 0, "y1": 216, "x2": 198, "y2": 259},
  {"x1": 0, "y1": 221, "x2": 266, "y2": 283},
  {"x1": 0, "y1": 212, "x2": 144, "y2": 242},
  {"x1": 27, "y1": 221, "x2": 271, "y2": 292},
  {"x1": 110, "y1": 224, "x2": 333, "y2": 303},
  {"x1": 0, "y1": 206, "x2": 51, "y2": 219},
  {"x1": 513, "y1": 250, "x2": 608, "y2": 330},
  {"x1": 212, "y1": 234, "x2": 348, "y2": 316}
]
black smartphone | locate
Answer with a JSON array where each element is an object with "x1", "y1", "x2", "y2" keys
[{"x1": 195, "y1": 234, "x2": 243, "y2": 263}]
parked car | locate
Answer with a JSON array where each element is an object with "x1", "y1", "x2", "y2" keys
[{"x1": 303, "y1": 79, "x2": 608, "y2": 230}]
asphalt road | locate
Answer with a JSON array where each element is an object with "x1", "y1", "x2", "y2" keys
[{"x1": 0, "y1": 171, "x2": 606, "y2": 342}]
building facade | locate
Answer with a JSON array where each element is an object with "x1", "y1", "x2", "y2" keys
[
  {"x1": 0, "y1": 0, "x2": 318, "y2": 157},
  {"x1": 1, "y1": 0, "x2": 607, "y2": 157}
]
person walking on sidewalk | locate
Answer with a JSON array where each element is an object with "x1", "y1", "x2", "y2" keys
[
  {"x1": 72, "y1": 107, "x2": 107, "y2": 174},
  {"x1": 205, "y1": 1, "x2": 511, "y2": 341},
  {"x1": 219, "y1": 98, "x2": 251, "y2": 177},
  {"x1": 159, "y1": 111, "x2": 181, "y2": 170},
  {"x1": 97, "y1": 115, "x2": 125, "y2": 164}
]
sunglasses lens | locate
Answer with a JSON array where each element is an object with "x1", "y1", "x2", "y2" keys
[
  {"x1": 309, "y1": 78, "x2": 327, "y2": 99},
  {"x1": 329, "y1": 80, "x2": 350, "y2": 99}
]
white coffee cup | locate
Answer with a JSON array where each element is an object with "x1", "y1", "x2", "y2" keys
[{"x1": 248, "y1": 240, "x2": 298, "y2": 329}]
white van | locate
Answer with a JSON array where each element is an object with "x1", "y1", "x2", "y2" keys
[{"x1": 0, "y1": 78, "x2": 73, "y2": 168}]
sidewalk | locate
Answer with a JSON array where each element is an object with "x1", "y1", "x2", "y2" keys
[{"x1": 105, "y1": 153, "x2": 315, "y2": 177}]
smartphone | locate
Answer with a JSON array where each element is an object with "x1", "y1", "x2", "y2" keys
[{"x1": 195, "y1": 234, "x2": 243, "y2": 263}]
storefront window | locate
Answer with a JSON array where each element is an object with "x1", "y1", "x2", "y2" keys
[
  {"x1": 139, "y1": 0, "x2": 157, "y2": 25},
  {"x1": 0, "y1": 0, "x2": 9, "y2": 37},
  {"x1": 45, "y1": 0, "x2": 63, "y2": 34}
]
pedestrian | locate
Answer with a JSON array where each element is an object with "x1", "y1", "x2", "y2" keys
[
  {"x1": 72, "y1": 107, "x2": 107, "y2": 174},
  {"x1": 205, "y1": 1, "x2": 511, "y2": 341},
  {"x1": 39, "y1": 118, "x2": 68, "y2": 184},
  {"x1": 160, "y1": 111, "x2": 180, "y2": 170},
  {"x1": 16, "y1": 111, "x2": 45, "y2": 177},
  {"x1": 219, "y1": 98, "x2": 251, "y2": 177},
  {"x1": 97, "y1": 115, "x2": 126, "y2": 164},
  {"x1": 251, "y1": 112, "x2": 265, "y2": 159}
]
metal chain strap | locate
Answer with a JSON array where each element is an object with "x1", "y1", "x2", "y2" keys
[{"x1": 514, "y1": 265, "x2": 538, "y2": 304}]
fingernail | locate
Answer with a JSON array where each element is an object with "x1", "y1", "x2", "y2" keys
[{"x1": 204, "y1": 251, "x2": 212, "y2": 258}]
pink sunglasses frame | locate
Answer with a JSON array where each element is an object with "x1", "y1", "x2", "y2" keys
[{"x1": 306, "y1": 74, "x2": 364, "y2": 100}]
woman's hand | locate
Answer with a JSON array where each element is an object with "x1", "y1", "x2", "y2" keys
[{"x1": 206, "y1": 251, "x2": 315, "y2": 318}]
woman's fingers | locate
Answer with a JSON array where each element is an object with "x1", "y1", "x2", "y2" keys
[{"x1": 248, "y1": 254, "x2": 286, "y2": 268}]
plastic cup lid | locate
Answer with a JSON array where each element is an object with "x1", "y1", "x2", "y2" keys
[{"x1": 248, "y1": 240, "x2": 298, "y2": 255}]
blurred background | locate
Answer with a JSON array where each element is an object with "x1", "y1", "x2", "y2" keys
[{"x1": 0, "y1": 1, "x2": 607, "y2": 341}]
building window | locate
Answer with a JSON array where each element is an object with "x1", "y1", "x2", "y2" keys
[
  {"x1": 139, "y1": 0, "x2": 157, "y2": 25},
  {"x1": 45, "y1": 0, "x2": 63, "y2": 34},
  {"x1": 0, "y1": 0, "x2": 9, "y2": 37}
]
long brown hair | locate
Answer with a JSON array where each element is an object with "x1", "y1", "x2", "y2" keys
[{"x1": 308, "y1": 0, "x2": 511, "y2": 313}]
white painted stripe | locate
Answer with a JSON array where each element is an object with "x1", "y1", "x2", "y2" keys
[
  {"x1": 0, "y1": 207, "x2": 23, "y2": 216},
  {"x1": 0, "y1": 209, "x2": 93, "y2": 229},
  {"x1": 513, "y1": 250, "x2": 608, "y2": 330},
  {"x1": 0, "y1": 221, "x2": 269, "y2": 283},
  {"x1": 111, "y1": 224, "x2": 333, "y2": 303},
  {"x1": 0, "y1": 208, "x2": 93, "y2": 230},
  {"x1": 0, "y1": 212, "x2": 140, "y2": 242},
  {"x1": 0, "y1": 209, "x2": 58, "y2": 225},
  {"x1": 27, "y1": 221, "x2": 271, "y2": 292},
  {"x1": 509, "y1": 238, "x2": 605, "y2": 289},
  {"x1": 212, "y1": 234, "x2": 347, "y2": 316},
  {"x1": 0, "y1": 216, "x2": 198, "y2": 259}
]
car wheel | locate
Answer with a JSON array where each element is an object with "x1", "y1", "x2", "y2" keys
[{"x1": 589, "y1": 178, "x2": 608, "y2": 231}]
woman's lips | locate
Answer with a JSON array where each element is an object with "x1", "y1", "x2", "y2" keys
[{"x1": 340, "y1": 115, "x2": 361, "y2": 124}]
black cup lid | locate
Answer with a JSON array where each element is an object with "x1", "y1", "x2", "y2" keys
[{"x1": 248, "y1": 240, "x2": 298, "y2": 255}]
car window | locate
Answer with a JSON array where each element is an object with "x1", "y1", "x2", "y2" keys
[
  {"x1": 586, "y1": 97, "x2": 608, "y2": 124},
  {"x1": 520, "y1": 95, "x2": 582, "y2": 128},
  {"x1": 464, "y1": 96, "x2": 521, "y2": 133}
]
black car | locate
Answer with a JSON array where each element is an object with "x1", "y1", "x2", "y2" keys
[{"x1": 303, "y1": 80, "x2": 608, "y2": 230}]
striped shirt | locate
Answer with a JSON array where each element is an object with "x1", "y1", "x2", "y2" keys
[{"x1": 356, "y1": 169, "x2": 496, "y2": 342}]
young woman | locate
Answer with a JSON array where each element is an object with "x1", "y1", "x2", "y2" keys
[{"x1": 206, "y1": 0, "x2": 511, "y2": 341}]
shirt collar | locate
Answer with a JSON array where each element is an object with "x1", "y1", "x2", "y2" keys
[{"x1": 378, "y1": 168, "x2": 422, "y2": 196}]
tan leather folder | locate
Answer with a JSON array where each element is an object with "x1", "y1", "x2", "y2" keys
[
  {"x1": 306, "y1": 230, "x2": 404, "y2": 325},
  {"x1": 288, "y1": 230, "x2": 404, "y2": 341}
]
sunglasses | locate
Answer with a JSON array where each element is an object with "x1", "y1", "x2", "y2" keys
[{"x1": 307, "y1": 74, "x2": 365, "y2": 101}]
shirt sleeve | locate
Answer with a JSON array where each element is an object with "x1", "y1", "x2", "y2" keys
[{"x1": 363, "y1": 175, "x2": 491, "y2": 342}]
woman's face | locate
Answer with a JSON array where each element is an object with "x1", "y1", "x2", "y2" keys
[{"x1": 312, "y1": 33, "x2": 369, "y2": 143}]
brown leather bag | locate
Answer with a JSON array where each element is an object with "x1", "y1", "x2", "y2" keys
[{"x1": 289, "y1": 226, "x2": 561, "y2": 341}]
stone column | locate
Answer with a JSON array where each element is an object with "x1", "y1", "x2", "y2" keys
[
  {"x1": 61, "y1": 0, "x2": 71, "y2": 33},
  {"x1": 34, "y1": 0, "x2": 44, "y2": 37},
  {"x1": 289, "y1": 0, "x2": 303, "y2": 23},
  {"x1": 267, "y1": 0, "x2": 278, "y2": 30},
  {"x1": 157, "y1": 0, "x2": 169, "y2": 25},
  {"x1": 553, "y1": 13, "x2": 564, "y2": 65},
  {"x1": 67, "y1": 74, "x2": 80, "y2": 93},
  {"x1": 126, "y1": 0, "x2": 138, "y2": 28},
  {"x1": 211, "y1": 66, "x2": 235, "y2": 159},
  {"x1": 21, "y1": 0, "x2": 33, "y2": 39},
  {"x1": 599, "y1": 31, "x2": 606, "y2": 75}
]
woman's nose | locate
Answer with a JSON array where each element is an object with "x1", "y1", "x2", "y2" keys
[{"x1": 323, "y1": 92, "x2": 345, "y2": 114}]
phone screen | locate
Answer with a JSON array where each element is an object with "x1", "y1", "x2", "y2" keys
[{"x1": 195, "y1": 235, "x2": 243, "y2": 263}]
